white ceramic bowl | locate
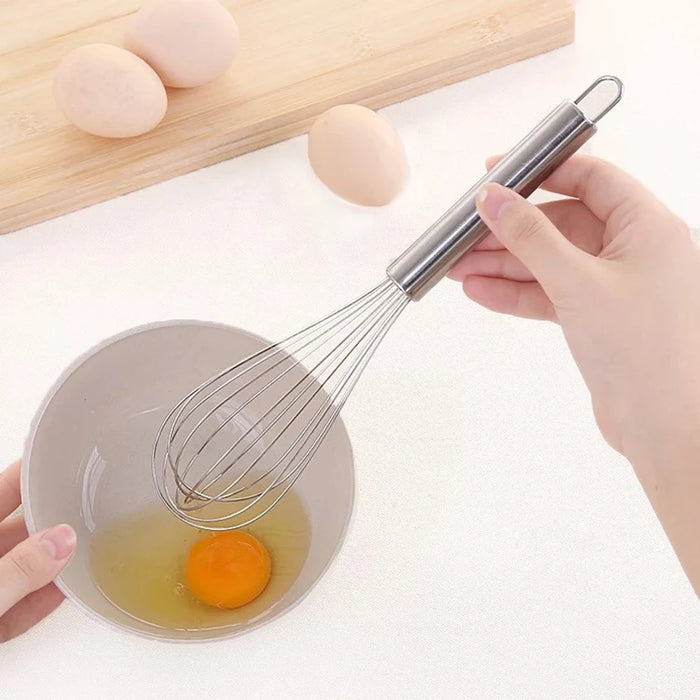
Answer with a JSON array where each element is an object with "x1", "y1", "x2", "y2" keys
[{"x1": 21, "y1": 321, "x2": 355, "y2": 641}]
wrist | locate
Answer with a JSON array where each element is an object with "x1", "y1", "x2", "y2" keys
[
  {"x1": 624, "y1": 420, "x2": 700, "y2": 597},
  {"x1": 626, "y1": 412, "x2": 700, "y2": 479}
]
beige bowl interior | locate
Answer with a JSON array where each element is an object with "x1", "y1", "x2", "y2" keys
[{"x1": 21, "y1": 321, "x2": 355, "y2": 641}]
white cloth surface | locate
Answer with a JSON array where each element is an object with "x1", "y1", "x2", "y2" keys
[{"x1": 1, "y1": 0, "x2": 699, "y2": 697}]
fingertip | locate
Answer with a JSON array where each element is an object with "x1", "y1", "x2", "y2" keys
[
  {"x1": 462, "y1": 274, "x2": 519, "y2": 316},
  {"x1": 446, "y1": 266, "x2": 464, "y2": 281},
  {"x1": 539, "y1": 154, "x2": 650, "y2": 223},
  {"x1": 461, "y1": 275, "x2": 478, "y2": 296},
  {"x1": 2, "y1": 460, "x2": 20, "y2": 477},
  {"x1": 462, "y1": 275, "x2": 499, "y2": 307},
  {"x1": 40, "y1": 524, "x2": 76, "y2": 562},
  {"x1": 0, "y1": 460, "x2": 22, "y2": 521},
  {"x1": 462, "y1": 275, "x2": 556, "y2": 321},
  {"x1": 476, "y1": 182, "x2": 520, "y2": 224},
  {"x1": 448, "y1": 253, "x2": 476, "y2": 281},
  {"x1": 484, "y1": 153, "x2": 504, "y2": 171}
]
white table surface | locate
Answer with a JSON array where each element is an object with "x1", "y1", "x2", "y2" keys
[{"x1": 2, "y1": 0, "x2": 699, "y2": 697}]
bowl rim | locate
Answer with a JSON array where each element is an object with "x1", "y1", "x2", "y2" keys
[{"x1": 21, "y1": 318, "x2": 356, "y2": 643}]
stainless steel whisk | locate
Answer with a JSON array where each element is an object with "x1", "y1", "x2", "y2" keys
[{"x1": 153, "y1": 76, "x2": 623, "y2": 529}]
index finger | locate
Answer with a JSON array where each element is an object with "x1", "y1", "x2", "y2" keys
[
  {"x1": 0, "y1": 461, "x2": 21, "y2": 520},
  {"x1": 539, "y1": 155, "x2": 649, "y2": 222},
  {"x1": 485, "y1": 153, "x2": 649, "y2": 223}
]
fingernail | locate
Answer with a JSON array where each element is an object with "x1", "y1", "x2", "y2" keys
[
  {"x1": 41, "y1": 524, "x2": 76, "y2": 560},
  {"x1": 477, "y1": 184, "x2": 517, "y2": 221}
]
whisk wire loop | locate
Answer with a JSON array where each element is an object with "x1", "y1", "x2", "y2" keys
[{"x1": 153, "y1": 278, "x2": 408, "y2": 529}]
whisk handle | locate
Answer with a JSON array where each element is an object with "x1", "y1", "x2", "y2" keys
[{"x1": 386, "y1": 76, "x2": 624, "y2": 300}]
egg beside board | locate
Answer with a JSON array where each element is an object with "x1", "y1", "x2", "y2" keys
[{"x1": 308, "y1": 104, "x2": 409, "y2": 206}]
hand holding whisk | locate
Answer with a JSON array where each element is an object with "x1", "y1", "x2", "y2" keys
[{"x1": 153, "y1": 76, "x2": 623, "y2": 529}]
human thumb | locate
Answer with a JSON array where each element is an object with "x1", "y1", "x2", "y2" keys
[
  {"x1": 0, "y1": 524, "x2": 76, "y2": 616},
  {"x1": 476, "y1": 183, "x2": 589, "y2": 303}
]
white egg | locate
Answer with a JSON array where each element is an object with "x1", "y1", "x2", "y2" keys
[
  {"x1": 124, "y1": 0, "x2": 239, "y2": 88},
  {"x1": 308, "y1": 104, "x2": 408, "y2": 207},
  {"x1": 54, "y1": 43, "x2": 167, "y2": 138}
]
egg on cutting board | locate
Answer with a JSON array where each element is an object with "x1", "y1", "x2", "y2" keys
[
  {"x1": 124, "y1": 0, "x2": 240, "y2": 88},
  {"x1": 54, "y1": 43, "x2": 167, "y2": 138}
]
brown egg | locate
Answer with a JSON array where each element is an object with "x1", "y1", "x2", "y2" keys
[
  {"x1": 124, "y1": 0, "x2": 239, "y2": 88},
  {"x1": 308, "y1": 104, "x2": 408, "y2": 207},
  {"x1": 54, "y1": 44, "x2": 167, "y2": 138}
]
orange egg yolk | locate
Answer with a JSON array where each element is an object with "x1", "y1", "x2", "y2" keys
[{"x1": 184, "y1": 531, "x2": 272, "y2": 609}]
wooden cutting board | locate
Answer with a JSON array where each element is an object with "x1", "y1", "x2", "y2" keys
[{"x1": 1, "y1": 0, "x2": 573, "y2": 234}]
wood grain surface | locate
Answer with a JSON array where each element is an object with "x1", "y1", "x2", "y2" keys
[{"x1": 1, "y1": 0, "x2": 574, "y2": 233}]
